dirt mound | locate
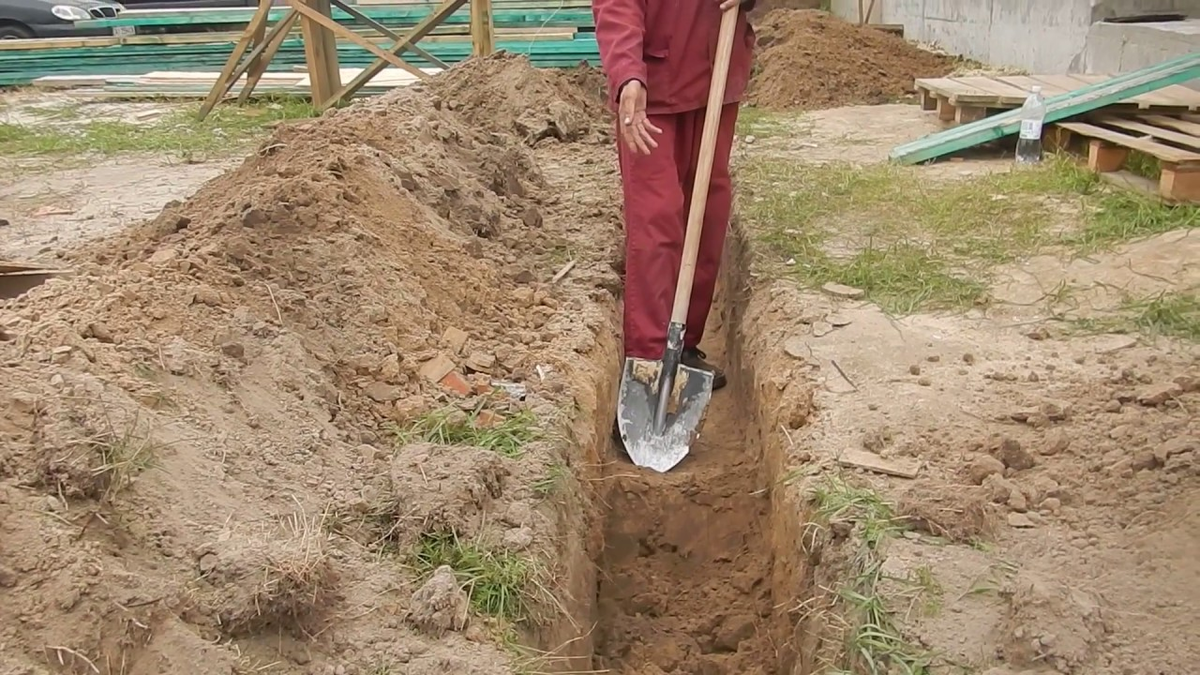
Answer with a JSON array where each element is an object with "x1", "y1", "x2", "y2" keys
[
  {"x1": 747, "y1": 9, "x2": 955, "y2": 110},
  {"x1": 0, "y1": 52, "x2": 621, "y2": 673}
]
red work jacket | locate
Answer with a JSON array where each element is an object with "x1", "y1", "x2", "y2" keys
[{"x1": 593, "y1": 0, "x2": 757, "y2": 116}]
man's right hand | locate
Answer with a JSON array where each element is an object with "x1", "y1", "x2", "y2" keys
[{"x1": 617, "y1": 79, "x2": 662, "y2": 155}]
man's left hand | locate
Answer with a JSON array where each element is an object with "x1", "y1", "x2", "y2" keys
[{"x1": 718, "y1": 0, "x2": 751, "y2": 9}]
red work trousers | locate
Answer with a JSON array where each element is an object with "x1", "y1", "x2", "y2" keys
[{"x1": 618, "y1": 102, "x2": 740, "y2": 359}]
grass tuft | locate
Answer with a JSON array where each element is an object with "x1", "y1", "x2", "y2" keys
[
  {"x1": 739, "y1": 153, "x2": 1200, "y2": 315},
  {"x1": 0, "y1": 97, "x2": 316, "y2": 157},
  {"x1": 397, "y1": 407, "x2": 539, "y2": 458},
  {"x1": 532, "y1": 462, "x2": 567, "y2": 498},
  {"x1": 1072, "y1": 289, "x2": 1200, "y2": 342},
  {"x1": 412, "y1": 531, "x2": 533, "y2": 620},
  {"x1": 810, "y1": 476, "x2": 934, "y2": 674}
]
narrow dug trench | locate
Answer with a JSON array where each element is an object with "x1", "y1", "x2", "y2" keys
[{"x1": 591, "y1": 249, "x2": 806, "y2": 675}]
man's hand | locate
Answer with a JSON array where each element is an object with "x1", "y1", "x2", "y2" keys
[
  {"x1": 718, "y1": 0, "x2": 750, "y2": 9},
  {"x1": 617, "y1": 79, "x2": 662, "y2": 155}
]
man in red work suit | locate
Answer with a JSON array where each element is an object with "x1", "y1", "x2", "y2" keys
[{"x1": 593, "y1": 0, "x2": 756, "y2": 447}]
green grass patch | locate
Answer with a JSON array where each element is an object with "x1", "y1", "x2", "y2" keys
[
  {"x1": 397, "y1": 407, "x2": 539, "y2": 458},
  {"x1": 1073, "y1": 289, "x2": 1200, "y2": 342},
  {"x1": 736, "y1": 106, "x2": 807, "y2": 139},
  {"x1": 740, "y1": 153, "x2": 1200, "y2": 314},
  {"x1": 413, "y1": 531, "x2": 534, "y2": 620},
  {"x1": 0, "y1": 97, "x2": 316, "y2": 157},
  {"x1": 532, "y1": 462, "x2": 567, "y2": 498},
  {"x1": 810, "y1": 476, "x2": 935, "y2": 675}
]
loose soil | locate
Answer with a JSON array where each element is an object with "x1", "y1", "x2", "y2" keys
[
  {"x1": 2, "y1": 31, "x2": 1197, "y2": 675},
  {"x1": 747, "y1": 9, "x2": 956, "y2": 110}
]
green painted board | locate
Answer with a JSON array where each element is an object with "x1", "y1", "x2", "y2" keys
[
  {"x1": 75, "y1": 7, "x2": 594, "y2": 28},
  {"x1": 889, "y1": 52, "x2": 1200, "y2": 165}
]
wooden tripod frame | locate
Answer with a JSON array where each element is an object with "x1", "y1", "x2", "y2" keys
[{"x1": 197, "y1": 0, "x2": 493, "y2": 120}]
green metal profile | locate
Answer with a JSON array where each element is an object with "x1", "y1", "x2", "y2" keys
[{"x1": 889, "y1": 52, "x2": 1200, "y2": 165}]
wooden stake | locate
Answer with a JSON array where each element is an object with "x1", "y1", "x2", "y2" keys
[
  {"x1": 197, "y1": 0, "x2": 273, "y2": 119},
  {"x1": 321, "y1": 0, "x2": 467, "y2": 109},
  {"x1": 238, "y1": 11, "x2": 299, "y2": 104},
  {"x1": 297, "y1": 0, "x2": 342, "y2": 106},
  {"x1": 470, "y1": 0, "x2": 494, "y2": 56}
]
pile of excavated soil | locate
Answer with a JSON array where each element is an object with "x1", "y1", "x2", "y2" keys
[
  {"x1": 0, "y1": 53, "x2": 624, "y2": 673},
  {"x1": 747, "y1": 9, "x2": 955, "y2": 110}
]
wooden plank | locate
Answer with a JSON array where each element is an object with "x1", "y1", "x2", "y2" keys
[
  {"x1": 1141, "y1": 114, "x2": 1200, "y2": 137},
  {"x1": 322, "y1": 0, "x2": 467, "y2": 109},
  {"x1": 296, "y1": 0, "x2": 342, "y2": 105},
  {"x1": 1057, "y1": 121, "x2": 1200, "y2": 164},
  {"x1": 837, "y1": 449, "x2": 920, "y2": 479},
  {"x1": 1096, "y1": 115, "x2": 1200, "y2": 151},
  {"x1": 890, "y1": 53, "x2": 1200, "y2": 165},
  {"x1": 290, "y1": 0, "x2": 428, "y2": 80},
  {"x1": 331, "y1": 0, "x2": 448, "y2": 69},
  {"x1": 1087, "y1": 139, "x2": 1129, "y2": 172},
  {"x1": 470, "y1": 0, "x2": 494, "y2": 56},
  {"x1": 1160, "y1": 165, "x2": 1200, "y2": 201}
]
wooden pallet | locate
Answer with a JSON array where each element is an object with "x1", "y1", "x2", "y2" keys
[
  {"x1": 0, "y1": 260, "x2": 69, "y2": 300},
  {"x1": 915, "y1": 74, "x2": 1200, "y2": 127},
  {"x1": 1053, "y1": 114, "x2": 1200, "y2": 202}
]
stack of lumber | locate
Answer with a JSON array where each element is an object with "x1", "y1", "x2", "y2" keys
[
  {"x1": 1054, "y1": 113, "x2": 1200, "y2": 202},
  {"x1": 0, "y1": 1, "x2": 599, "y2": 87},
  {"x1": 32, "y1": 66, "x2": 439, "y2": 98},
  {"x1": 913, "y1": 73, "x2": 1200, "y2": 127}
]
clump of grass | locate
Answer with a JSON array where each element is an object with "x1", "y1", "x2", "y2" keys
[
  {"x1": 0, "y1": 96, "x2": 316, "y2": 157},
  {"x1": 532, "y1": 462, "x2": 567, "y2": 498},
  {"x1": 397, "y1": 407, "x2": 539, "y2": 458},
  {"x1": 1073, "y1": 289, "x2": 1200, "y2": 342},
  {"x1": 39, "y1": 407, "x2": 161, "y2": 502},
  {"x1": 740, "y1": 153, "x2": 1200, "y2": 315},
  {"x1": 736, "y1": 106, "x2": 808, "y2": 139},
  {"x1": 809, "y1": 476, "x2": 934, "y2": 674},
  {"x1": 412, "y1": 531, "x2": 533, "y2": 620}
]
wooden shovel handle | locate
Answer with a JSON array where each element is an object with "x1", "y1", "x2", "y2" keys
[{"x1": 668, "y1": 7, "x2": 740, "y2": 325}]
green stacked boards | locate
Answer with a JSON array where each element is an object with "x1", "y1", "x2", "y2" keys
[{"x1": 0, "y1": 2, "x2": 601, "y2": 87}]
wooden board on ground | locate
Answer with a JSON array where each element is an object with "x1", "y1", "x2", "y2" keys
[
  {"x1": 0, "y1": 261, "x2": 70, "y2": 300},
  {"x1": 1053, "y1": 114, "x2": 1200, "y2": 202},
  {"x1": 836, "y1": 448, "x2": 921, "y2": 479},
  {"x1": 891, "y1": 53, "x2": 1200, "y2": 165},
  {"x1": 915, "y1": 73, "x2": 1200, "y2": 128}
]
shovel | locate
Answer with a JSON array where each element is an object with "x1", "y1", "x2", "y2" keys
[{"x1": 616, "y1": 6, "x2": 741, "y2": 473}]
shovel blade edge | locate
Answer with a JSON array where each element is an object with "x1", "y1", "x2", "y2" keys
[{"x1": 616, "y1": 357, "x2": 714, "y2": 473}]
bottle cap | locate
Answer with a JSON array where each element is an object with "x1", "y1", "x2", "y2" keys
[{"x1": 1031, "y1": 85, "x2": 1042, "y2": 94}]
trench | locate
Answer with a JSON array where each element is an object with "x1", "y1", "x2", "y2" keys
[{"x1": 568, "y1": 220, "x2": 816, "y2": 675}]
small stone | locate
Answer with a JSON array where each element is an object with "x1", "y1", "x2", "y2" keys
[
  {"x1": 995, "y1": 437, "x2": 1036, "y2": 471},
  {"x1": 1041, "y1": 430, "x2": 1070, "y2": 456},
  {"x1": 439, "y1": 372, "x2": 472, "y2": 397},
  {"x1": 812, "y1": 321, "x2": 834, "y2": 337},
  {"x1": 419, "y1": 354, "x2": 456, "y2": 383},
  {"x1": 1039, "y1": 497, "x2": 1061, "y2": 512},
  {"x1": 962, "y1": 353, "x2": 976, "y2": 365},
  {"x1": 1007, "y1": 512, "x2": 1036, "y2": 528},
  {"x1": 364, "y1": 381, "x2": 403, "y2": 403},
  {"x1": 968, "y1": 455, "x2": 1006, "y2": 485},
  {"x1": 464, "y1": 351, "x2": 496, "y2": 373},
  {"x1": 1131, "y1": 451, "x2": 1160, "y2": 472},
  {"x1": 0, "y1": 564, "x2": 17, "y2": 588},
  {"x1": 909, "y1": 364, "x2": 921, "y2": 376},
  {"x1": 191, "y1": 288, "x2": 222, "y2": 307},
  {"x1": 241, "y1": 208, "x2": 269, "y2": 227},
  {"x1": 1103, "y1": 399, "x2": 1122, "y2": 413},
  {"x1": 714, "y1": 613, "x2": 757, "y2": 652},
  {"x1": 219, "y1": 341, "x2": 246, "y2": 360},
  {"x1": 827, "y1": 314, "x2": 852, "y2": 327},
  {"x1": 84, "y1": 322, "x2": 115, "y2": 343},
  {"x1": 502, "y1": 527, "x2": 534, "y2": 551},
  {"x1": 407, "y1": 566, "x2": 468, "y2": 637},
  {"x1": 1136, "y1": 382, "x2": 1183, "y2": 407},
  {"x1": 521, "y1": 205, "x2": 543, "y2": 228},
  {"x1": 783, "y1": 337, "x2": 808, "y2": 359},
  {"x1": 1007, "y1": 489, "x2": 1028, "y2": 513},
  {"x1": 442, "y1": 327, "x2": 469, "y2": 354},
  {"x1": 917, "y1": 376, "x2": 932, "y2": 387},
  {"x1": 743, "y1": 134, "x2": 757, "y2": 145},
  {"x1": 821, "y1": 282, "x2": 865, "y2": 299},
  {"x1": 148, "y1": 248, "x2": 177, "y2": 266}
]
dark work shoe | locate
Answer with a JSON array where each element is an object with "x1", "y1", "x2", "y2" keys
[{"x1": 682, "y1": 347, "x2": 727, "y2": 391}]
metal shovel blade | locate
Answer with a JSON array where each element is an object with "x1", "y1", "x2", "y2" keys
[{"x1": 616, "y1": 356, "x2": 715, "y2": 473}]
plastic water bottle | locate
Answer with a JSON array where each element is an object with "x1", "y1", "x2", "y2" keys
[{"x1": 1015, "y1": 85, "x2": 1046, "y2": 164}]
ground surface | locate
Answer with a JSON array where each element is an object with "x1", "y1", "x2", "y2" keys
[{"x1": 1, "y1": 10, "x2": 1197, "y2": 675}]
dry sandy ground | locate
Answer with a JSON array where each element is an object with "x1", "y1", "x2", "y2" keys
[{"x1": 1, "y1": 80, "x2": 1196, "y2": 675}]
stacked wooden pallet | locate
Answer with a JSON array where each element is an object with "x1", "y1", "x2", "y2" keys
[
  {"x1": 0, "y1": 2, "x2": 599, "y2": 86},
  {"x1": 913, "y1": 74, "x2": 1200, "y2": 127},
  {"x1": 1053, "y1": 114, "x2": 1200, "y2": 202},
  {"x1": 31, "y1": 66, "x2": 439, "y2": 98}
]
